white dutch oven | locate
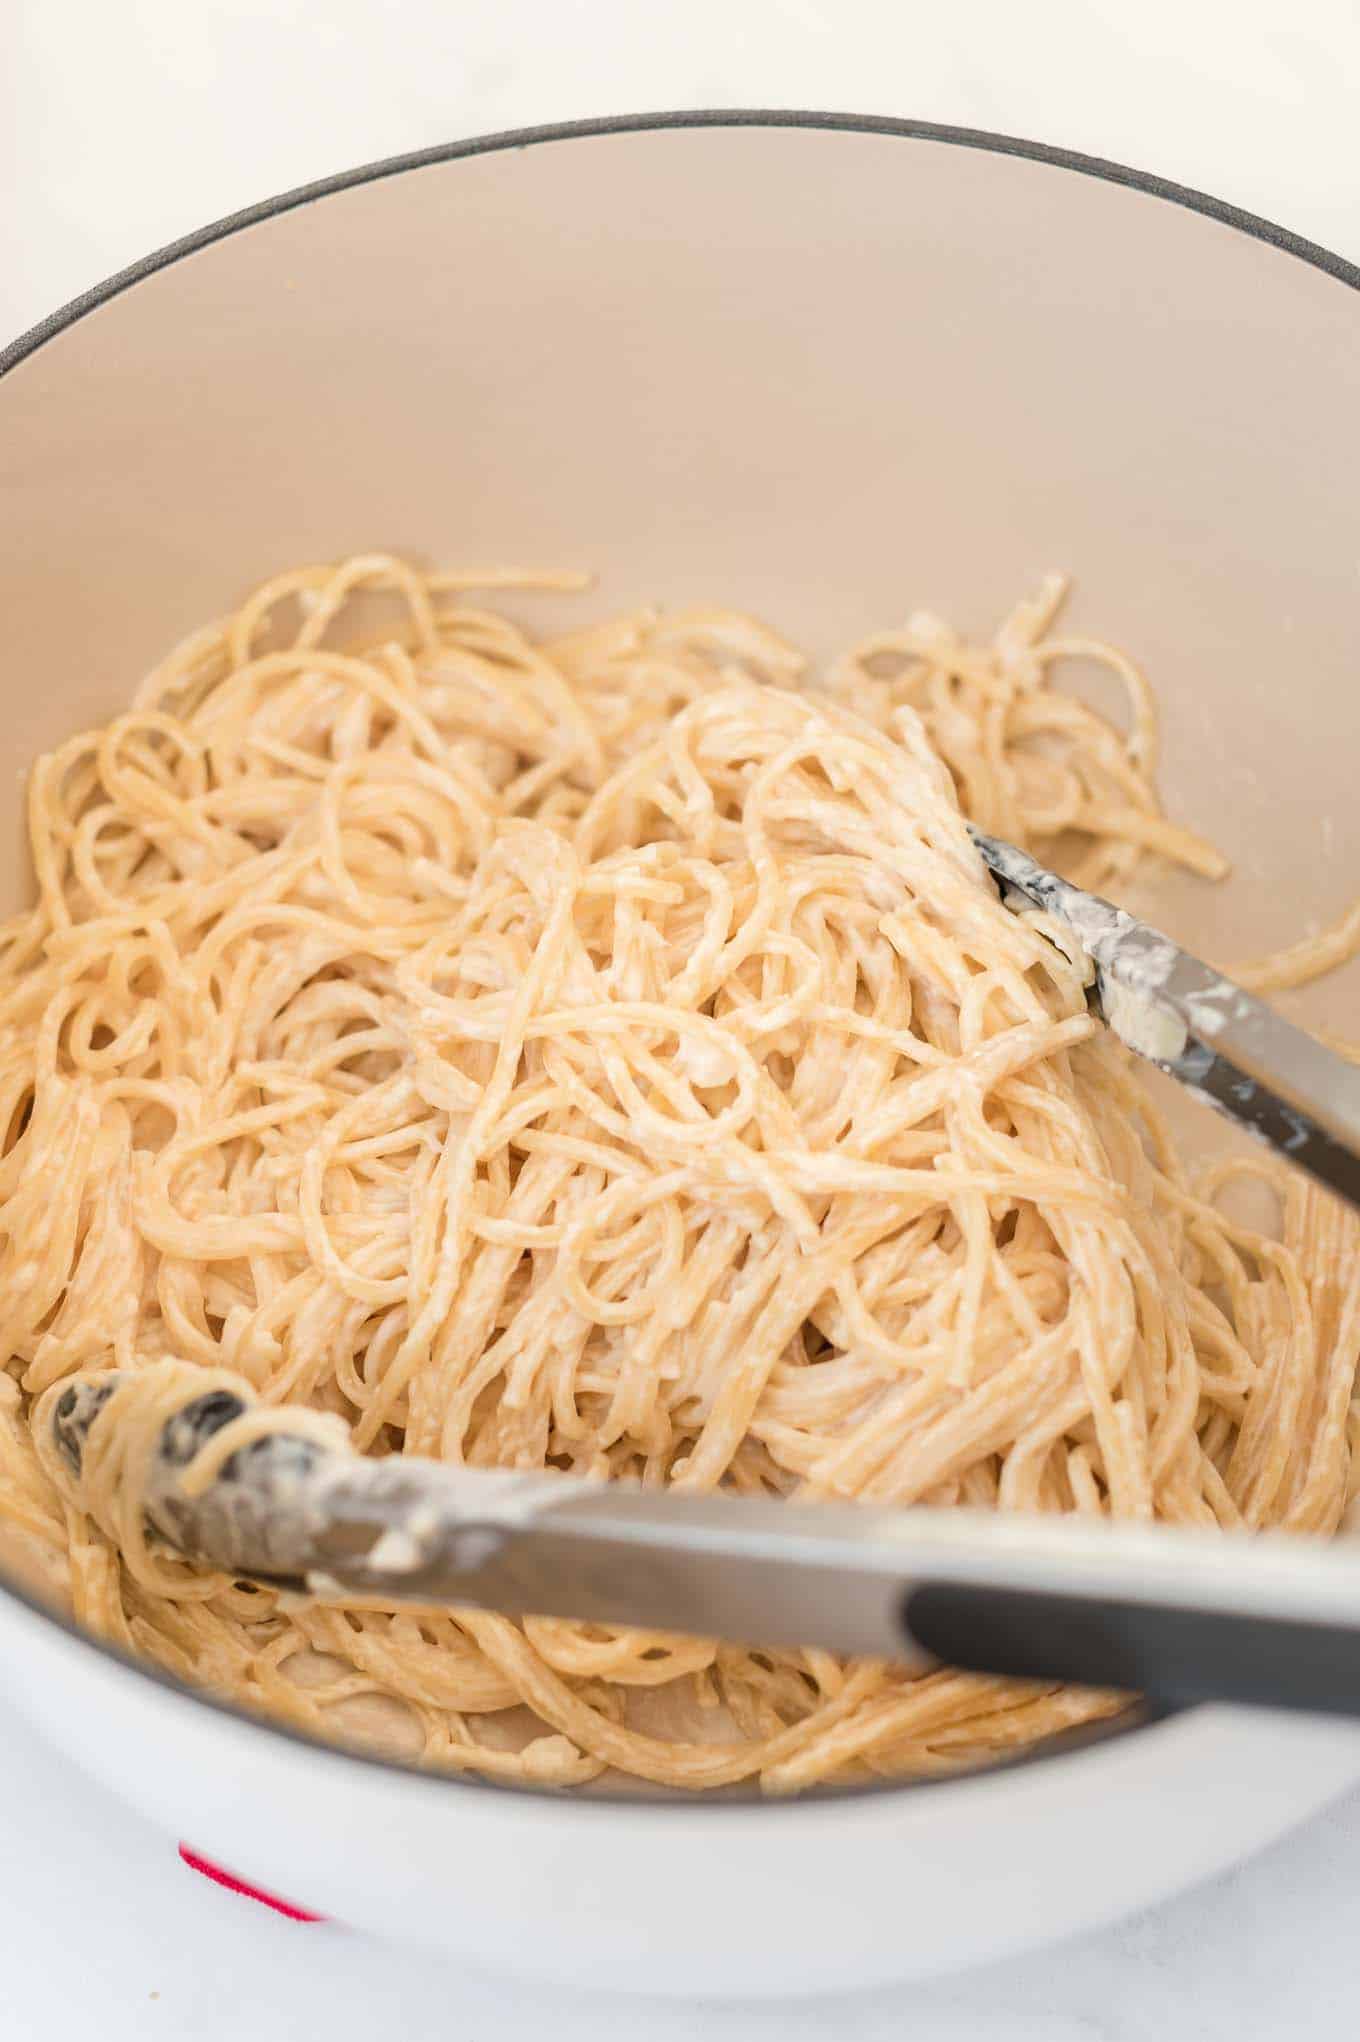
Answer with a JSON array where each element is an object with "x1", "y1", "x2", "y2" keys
[{"x1": 2, "y1": 113, "x2": 1359, "y2": 1996}]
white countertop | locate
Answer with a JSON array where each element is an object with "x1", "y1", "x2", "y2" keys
[{"x1": 4, "y1": 3, "x2": 1359, "y2": 2035}]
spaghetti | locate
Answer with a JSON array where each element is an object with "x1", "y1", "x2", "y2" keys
[{"x1": 3, "y1": 555, "x2": 1358, "y2": 1791}]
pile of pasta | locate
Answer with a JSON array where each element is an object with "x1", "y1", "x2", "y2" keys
[{"x1": 2, "y1": 555, "x2": 1357, "y2": 1791}]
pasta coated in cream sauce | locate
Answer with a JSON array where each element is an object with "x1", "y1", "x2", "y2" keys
[{"x1": 4, "y1": 556, "x2": 1359, "y2": 1792}]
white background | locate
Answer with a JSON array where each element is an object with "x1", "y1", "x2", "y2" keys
[
  {"x1": 6, "y1": 0, "x2": 1360, "y2": 337},
  {"x1": 4, "y1": 2, "x2": 1360, "y2": 2036}
]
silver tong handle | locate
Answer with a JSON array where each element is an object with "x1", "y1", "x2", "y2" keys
[{"x1": 52, "y1": 1377, "x2": 1360, "y2": 1718}]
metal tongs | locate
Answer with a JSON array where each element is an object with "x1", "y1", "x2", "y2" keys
[
  {"x1": 969, "y1": 829, "x2": 1360, "y2": 1213},
  {"x1": 52, "y1": 1371, "x2": 1360, "y2": 1722},
  {"x1": 48, "y1": 843, "x2": 1360, "y2": 1723}
]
